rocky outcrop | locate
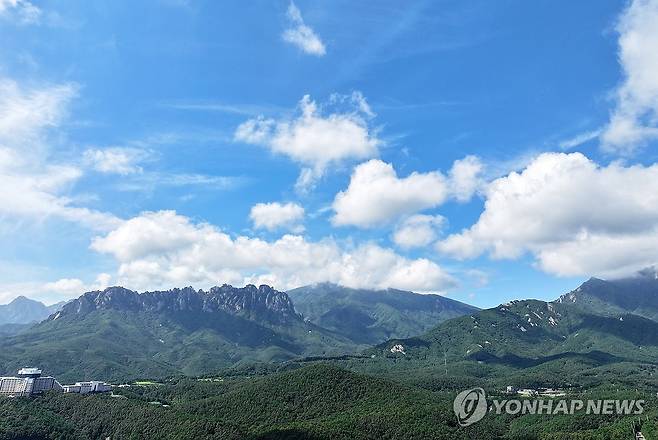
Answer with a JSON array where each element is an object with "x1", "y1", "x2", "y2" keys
[{"x1": 54, "y1": 284, "x2": 299, "y2": 324}]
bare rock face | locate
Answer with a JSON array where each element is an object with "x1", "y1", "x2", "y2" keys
[{"x1": 55, "y1": 284, "x2": 299, "y2": 324}]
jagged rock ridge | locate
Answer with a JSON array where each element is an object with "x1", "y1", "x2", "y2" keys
[{"x1": 54, "y1": 284, "x2": 299, "y2": 324}]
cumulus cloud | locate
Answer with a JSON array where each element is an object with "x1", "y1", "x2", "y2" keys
[
  {"x1": 332, "y1": 157, "x2": 482, "y2": 228},
  {"x1": 250, "y1": 202, "x2": 305, "y2": 232},
  {"x1": 0, "y1": 0, "x2": 41, "y2": 24},
  {"x1": 90, "y1": 210, "x2": 456, "y2": 293},
  {"x1": 83, "y1": 147, "x2": 150, "y2": 175},
  {"x1": 437, "y1": 152, "x2": 658, "y2": 278},
  {"x1": 235, "y1": 93, "x2": 380, "y2": 191},
  {"x1": 43, "y1": 273, "x2": 112, "y2": 298},
  {"x1": 448, "y1": 155, "x2": 484, "y2": 202},
  {"x1": 282, "y1": 1, "x2": 326, "y2": 56},
  {"x1": 332, "y1": 160, "x2": 447, "y2": 228},
  {"x1": 0, "y1": 79, "x2": 120, "y2": 230},
  {"x1": 601, "y1": 0, "x2": 658, "y2": 154},
  {"x1": 392, "y1": 214, "x2": 445, "y2": 249}
]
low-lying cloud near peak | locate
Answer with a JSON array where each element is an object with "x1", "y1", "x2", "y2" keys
[{"x1": 90, "y1": 210, "x2": 456, "y2": 293}]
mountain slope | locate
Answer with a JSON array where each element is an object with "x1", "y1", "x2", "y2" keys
[
  {"x1": 0, "y1": 323, "x2": 33, "y2": 336},
  {"x1": 376, "y1": 273, "x2": 658, "y2": 368},
  {"x1": 182, "y1": 364, "x2": 469, "y2": 439},
  {"x1": 0, "y1": 285, "x2": 356, "y2": 382},
  {"x1": 557, "y1": 268, "x2": 658, "y2": 321},
  {"x1": 288, "y1": 283, "x2": 478, "y2": 344}
]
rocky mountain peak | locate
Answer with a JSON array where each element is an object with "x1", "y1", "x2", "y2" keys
[
  {"x1": 0, "y1": 295, "x2": 52, "y2": 325},
  {"x1": 55, "y1": 284, "x2": 299, "y2": 324}
]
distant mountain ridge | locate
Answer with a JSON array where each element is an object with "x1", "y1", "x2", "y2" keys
[
  {"x1": 288, "y1": 283, "x2": 478, "y2": 344},
  {"x1": 557, "y1": 268, "x2": 658, "y2": 321},
  {"x1": 376, "y1": 269, "x2": 658, "y2": 369},
  {"x1": 0, "y1": 296, "x2": 64, "y2": 326}
]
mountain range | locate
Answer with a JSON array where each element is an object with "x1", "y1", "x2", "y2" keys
[
  {"x1": 0, "y1": 284, "x2": 474, "y2": 382},
  {"x1": 3, "y1": 271, "x2": 658, "y2": 385},
  {"x1": 376, "y1": 269, "x2": 658, "y2": 372}
]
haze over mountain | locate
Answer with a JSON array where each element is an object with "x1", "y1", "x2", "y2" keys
[{"x1": 288, "y1": 283, "x2": 478, "y2": 344}]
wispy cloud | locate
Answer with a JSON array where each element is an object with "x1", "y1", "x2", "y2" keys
[
  {"x1": 0, "y1": 0, "x2": 41, "y2": 24},
  {"x1": 0, "y1": 77, "x2": 120, "y2": 231},
  {"x1": 558, "y1": 129, "x2": 601, "y2": 150},
  {"x1": 162, "y1": 101, "x2": 287, "y2": 117},
  {"x1": 114, "y1": 172, "x2": 247, "y2": 192},
  {"x1": 83, "y1": 147, "x2": 152, "y2": 175},
  {"x1": 282, "y1": 1, "x2": 326, "y2": 56}
]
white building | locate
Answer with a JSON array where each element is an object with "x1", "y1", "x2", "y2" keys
[
  {"x1": 1, "y1": 367, "x2": 111, "y2": 397},
  {"x1": 0, "y1": 368, "x2": 62, "y2": 397},
  {"x1": 63, "y1": 380, "x2": 111, "y2": 394},
  {"x1": 517, "y1": 388, "x2": 539, "y2": 397}
]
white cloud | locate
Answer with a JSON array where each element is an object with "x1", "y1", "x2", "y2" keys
[
  {"x1": 282, "y1": 2, "x2": 326, "y2": 56},
  {"x1": 437, "y1": 152, "x2": 658, "y2": 278},
  {"x1": 558, "y1": 129, "x2": 602, "y2": 150},
  {"x1": 392, "y1": 214, "x2": 445, "y2": 249},
  {"x1": 43, "y1": 278, "x2": 86, "y2": 295},
  {"x1": 332, "y1": 160, "x2": 447, "y2": 228},
  {"x1": 0, "y1": 78, "x2": 120, "y2": 231},
  {"x1": 601, "y1": 0, "x2": 658, "y2": 154},
  {"x1": 0, "y1": 273, "x2": 112, "y2": 305},
  {"x1": 250, "y1": 202, "x2": 305, "y2": 232},
  {"x1": 84, "y1": 147, "x2": 149, "y2": 175},
  {"x1": 43, "y1": 273, "x2": 112, "y2": 298},
  {"x1": 332, "y1": 157, "x2": 481, "y2": 228},
  {"x1": 90, "y1": 210, "x2": 456, "y2": 293},
  {"x1": 0, "y1": 154, "x2": 120, "y2": 230},
  {"x1": 448, "y1": 155, "x2": 483, "y2": 202},
  {"x1": 113, "y1": 172, "x2": 243, "y2": 193},
  {"x1": 0, "y1": 0, "x2": 41, "y2": 24},
  {"x1": 235, "y1": 93, "x2": 381, "y2": 191},
  {"x1": 0, "y1": 79, "x2": 75, "y2": 149}
]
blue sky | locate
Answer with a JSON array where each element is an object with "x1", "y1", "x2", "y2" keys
[{"x1": 1, "y1": 0, "x2": 658, "y2": 307}]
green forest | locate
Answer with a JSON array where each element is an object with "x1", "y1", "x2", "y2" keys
[{"x1": 1, "y1": 361, "x2": 657, "y2": 440}]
